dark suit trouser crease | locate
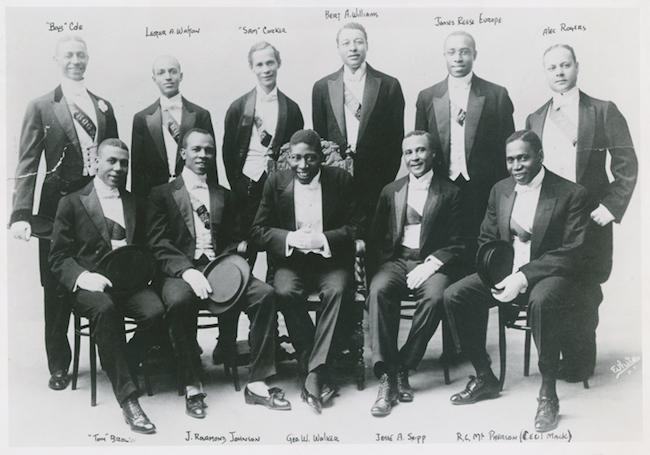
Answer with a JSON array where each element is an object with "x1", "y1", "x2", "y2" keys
[
  {"x1": 163, "y1": 276, "x2": 278, "y2": 386},
  {"x1": 40, "y1": 239, "x2": 72, "y2": 375},
  {"x1": 232, "y1": 173, "x2": 267, "y2": 238},
  {"x1": 368, "y1": 257, "x2": 452, "y2": 378},
  {"x1": 73, "y1": 288, "x2": 165, "y2": 404},
  {"x1": 274, "y1": 255, "x2": 352, "y2": 373},
  {"x1": 444, "y1": 273, "x2": 574, "y2": 379}
]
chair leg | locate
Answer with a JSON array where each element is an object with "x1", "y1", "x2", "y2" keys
[
  {"x1": 583, "y1": 379, "x2": 589, "y2": 389},
  {"x1": 90, "y1": 333, "x2": 97, "y2": 407},
  {"x1": 228, "y1": 341, "x2": 240, "y2": 392},
  {"x1": 353, "y1": 316, "x2": 365, "y2": 391},
  {"x1": 441, "y1": 318, "x2": 451, "y2": 385},
  {"x1": 498, "y1": 307, "x2": 507, "y2": 392},
  {"x1": 524, "y1": 330, "x2": 532, "y2": 377},
  {"x1": 142, "y1": 352, "x2": 153, "y2": 397},
  {"x1": 72, "y1": 315, "x2": 81, "y2": 390}
]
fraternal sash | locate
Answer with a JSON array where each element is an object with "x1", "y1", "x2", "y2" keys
[
  {"x1": 163, "y1": 109, "x2": 182, "y2": 144},
  {"x1": 548, "y1": 106, "x2": 578, "y2": 147},
  {"x1": 188, "y1": 191, "x2": 210, "y2": 230}
]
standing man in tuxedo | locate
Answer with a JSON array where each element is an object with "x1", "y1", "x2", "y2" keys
[
  {"x1": 10, "y1": 35, "x2": 119, "y2": 391},
  {"x1": 49, "y1": 139, "x2": 164, "y2": 434},
  {"x1": 366, "y1": 131, "x2": 464, "y2": 417},
  {"x1": 147, "y1": 128, "x2": 290, "y2": 419},
  {"x1": 251, "y1": 129, "x2": 361, "y2": 413},
  {"x1": 526, "y1": 44, "x2": 637, "y2": 381},
  {"x1": 223, "y1": 41, "x2": 304, "y2": 244},
  {"x1": 312, "y1": 22, "x2": 404, "y2": 236},
  {"x1": 415, "y1": 31, "x2": 515, "y2": 266},
  {"x1": 131, "y1": 55, "x2": 215, "y2": 198},
  {"x1": 444, "y1": 130, "x2": 589, "y2": 432}
]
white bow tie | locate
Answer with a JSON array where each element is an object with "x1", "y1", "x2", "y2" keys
[
  {"x1": 515, "y1": 184, "x2": 536, "y2": 194},
  {"x1": 191, "y1": 182, "x2": 208, "y2": 190},
  {"x1": 552, "y1": 95, "x2": 575, "y2": 110},
  {"x1": 259, "y1": 93, "x2": 277, "y2": 103},
  {"x1": 161, "y1": 99, "x2": 182, "y2": 111},
  {"x1": 97, "y1": 187, "x2": 120, "y2": 199}
]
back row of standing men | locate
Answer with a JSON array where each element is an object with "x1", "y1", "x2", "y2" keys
[{"x1": 10, "y1": 22, "x2": 637, "y2": 434}]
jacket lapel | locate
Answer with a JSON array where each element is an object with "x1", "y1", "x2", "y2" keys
[
  {"x1": 121, "y1": 191, "x2": 136, "y2": 244},
  {"x1": 52, "y1": 86, "x2": 82, "y2": 157},
  {"x1": 88, "y1": 91, "x2": 107, "y2": 143},
  {"x1": 358, "y1": 66, "x2": 381, "y2": 143},
  {"x1": 321, "y1": 169, "x2": 339, "y2": 227},
  {"x1": 273, "y1": 90, "x2": 289, "y2": 150},
  {"x1": 146, "y1": 103, "x2": 167, "y2": 164},
  {"x1": 531, "y1": 176, "x2": 557, "y2": 258},
  {"x1": 433, "y1": 81, "x2": 450, "y2": 164},
  {"x1": 80, "y1": 185, "x2": 111, "y2": 248},
  {"x1": 393, "y1": 180, "x2": 408, "y2": 245},
  {"x1": 576, "y1": 92, "x2": 595, "y2": 183},
  {"x1": 277, "y1": 174, "x2": 296, "y2": 230},
  {"x1": 498, "y1": 184, "x2": 516, "y2": 242},
  {"x1": 420, "y1": 177, "x2": 441, "y2": 247},
  {"x1": 241, "y1": 88, "x2": 256, "y2": 131},
  {"x1": 327, "y1": 70, "x2": 346, "y2": 140},
  {"x1": 171, "y1": 177, "x2": 195, "y2": 237},
  {"x1": 529, "y1": 101, "x2": 550, "y2": 139},
  {"x1": 180, "y1": 100, "x2": 196, "y2": 141},
  {"x1": 465, "y1": 77, "x2": 485, "y2": 161}
]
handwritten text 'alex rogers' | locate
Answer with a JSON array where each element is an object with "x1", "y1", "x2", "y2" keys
[
  {"x1": 185, "y1": 431, "x2": 261, "y2": 443},
  {"x1": 542, "y1": 23, "x2": 587, "y2": 35},
  {"x1": 145, "y1": 26, "x2": 200, "y2": 38},
  {"x1": 456, "y1": 429, "x2": 572, "y2": 443}
]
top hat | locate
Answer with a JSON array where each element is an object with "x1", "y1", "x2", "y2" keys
[
  {"x1": 202, "y1": 254, "x2": 251, "y2": 315},
  {"x1": 97, "y1": 245, "x2": 157, "y2": 294},
  {"x1": 31, "y1": 215, "x2": 55, "y2": 240},
  {"x1": 475, "y1": 240, "x2": 515, "y2": 290}
]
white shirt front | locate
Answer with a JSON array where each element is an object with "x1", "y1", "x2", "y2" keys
[
  {"x1": 182, "y1": 167, "x2": 215, "y2": 260},
  {"x1": 61, "y1": 78, "x2": 99, "y2": 176},
  {"x1": 542, "y1": 86, "x2": 580, "y2": 183},
  {"x1": 93, "y1": 177, "x2": 126, "y2": 250},
  {"x1": 242, "y1": 86, "x2": 279, "y2": 182},
  {"x1": 448, "y1": 72, "x2": 473, "y2": 181},
  {"x1": 402, "y1": 169, "x2": 433, "y2": 250},
  {"x1": 160, "y1": 93, "x2": 183, "y2": 179},
  {"x1": 511, "y1": 167, "x2": 545, "y2": 273},
  {"x1": 286, "y1": 170, "x2": 331, "y2": 257},
  {"x1": 343, "y1": 62, "x2": 367, "y2": 152}
]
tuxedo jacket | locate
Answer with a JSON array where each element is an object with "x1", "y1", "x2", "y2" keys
[
  {"x1": 479, "y1": 169, "x2": 589, "y2": 287},
  {"x1": 222, "y1": 88, "x2": 304, "y2": 187},
  {"x1": 131, "y1": 97, "x2": 215, "y2": 197},
  {"x1": 312, "y1": 64, "x2": 405, "y2": 187},
  {"x1": 49, "y1": 181, "x2": 147, "y2": 292},
  {"x1": 147, "y1": 176, "x2": 240, "y2": 278},
  {"x1": 368, "y1": 174, "x2": 464, "y2": 273},
  {"x1": 250, "y1": 166, "x2": 360, "y2": 269},
  {"x1": 11, "y1": 85, "x2": 119, "y2": 224},
  {"x1": 415, "y1": 74, "x2": 514, "y2": 185},
  {"x1": 526, "y1": 91, "x2": 637, "y2": 222}
]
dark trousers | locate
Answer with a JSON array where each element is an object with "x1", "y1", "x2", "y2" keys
[
  {"x1": 40, "y1": 238, "x2": 72, "y2": 375},
  {"x1": 367, "y1": 255, "x2": 452, "y2": 378},
  {"x1": 162, "y1": 276, "x2": 278, "y2": 386},
  {"x1": 233, "y1": 173, "x2": 267, "y2": 238},
  {"x1": 274, "y1": 255, "x2": 352, "y2": 373},
  {"x1": 444, "y1": 273, "x2": 574, "y2": 379},
  {"x1": 73, "y1": 287, "x2": 165, "y2": 404}
]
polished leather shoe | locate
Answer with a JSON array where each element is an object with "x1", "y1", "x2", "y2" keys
[
  {"x1": 301, "y1": 385, "x2": 322, "y2": 414},
  {"x1": 319, "y1": 381, "x2": 340, "y2": 405},
  {"x1": 534, "y1": 396, "x2": 560, "y2": 432},
  {"x1": 371, "y1": 373, "x2": 398, "y2": 417},
  {"x1": 245, "y1": 386, "x2": 291, "y2": 410},
  {"x1": 397, "y1": 370, "x2": 414, "y2": 402},
  {"x1": 186, "y1": 393, "x2": 208, "y2": 419},
  {"x1": 48, "y1": 370, "x2": 70, "y2": 391},
  {"x1": 122, "y1": 397, "x2": 156, "y2": 434},
  {"x1": 450, "y1": 375, "x2": 500, "y2": 405}
]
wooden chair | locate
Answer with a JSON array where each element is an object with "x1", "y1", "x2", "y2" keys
[
  {"x1": 498, "y1": 302, "x2": 589, "y2": 391},
  {"x1": 72, "y1": 313, "x2": 152, "y2": 406}
]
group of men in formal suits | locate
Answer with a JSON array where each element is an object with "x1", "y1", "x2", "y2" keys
[{"x1": 10, "y1": 24, "x2": 637, "y2": 435}]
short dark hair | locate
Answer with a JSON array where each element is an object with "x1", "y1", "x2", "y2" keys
[
  {"x1": 445, "y1": 31, "x2": 476, "y2": 51},
  {"x1": 181, "y1": 128, "x2": 214, "y2": 149},
  {"x1": 403, "y1": 130, "x2": 436, "y2": 153},
  {"x1": 98, "y1": 138, "x2": 128, "y2": 156},
  {"x1": 337, "y1": 22, "x2": 368, "y2": 43},
  {"x1": 505, "y1": 130, "x2": 543, "y2": 154},
  {"x1": 543, "y1": 44, "x2": 577, "y2": 64},
  {"x1": 248, "y1": 41, "x2": 281, "y2": 67},
  {"x1": 289, "y1": 129, "x2": 322, "y2": 155}
]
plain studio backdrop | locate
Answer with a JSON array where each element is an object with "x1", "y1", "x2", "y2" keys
[{"x1": 2, "y1": 4, "x2": 644, "y2": 453}]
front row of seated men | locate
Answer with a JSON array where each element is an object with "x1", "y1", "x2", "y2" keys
[{"x1": 49, "y1": 126, "x2": 588, "y2": 434}]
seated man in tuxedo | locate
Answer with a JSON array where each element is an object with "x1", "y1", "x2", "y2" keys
[
  {"x1": 251, "y1": 129, "x2": 360, "y2": 413},
  {"x1": 49, "y1": 139, "x2": 164, "y2": 434},
  {"x1": 444, "y1": 130, "x2": 589, "y2": 432},
  {"x1": 367, "y1": 131, "x2": 464, "y2": 417},
  {"x1": 147, "y1": 128, "x2": 289, "y2": 419}
]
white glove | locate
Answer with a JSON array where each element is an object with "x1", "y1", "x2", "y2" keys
[
  {"x1": 590, "y1": 204, "x2": 615, "y2": 227},
  {"x1": 76, "y1": 272, "x2": 113, "y2": 293},
  {"x1": 406, "y1": 260, "x2": 441, "y2": 290},
  {"x1": 11, "y1": 221, "x2": 32, "y2": 241},
  {"x1": 182, "y1": 268, "x2": 213, "y2": 300},
  {"x1": 491, "y1": 272, "x2": 528, "y2": 303}
]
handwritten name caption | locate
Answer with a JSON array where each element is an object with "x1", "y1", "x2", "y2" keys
[
  {"x1": 145, "y1": 26, "x2": 200, "y2": 38},
  {"x1": 324, "y1": 9, "x2": 379, "y2": 21},
  {"x1": 88, "y1": 433, "x2": 134, "y2": 444},
  {"x1": 286, "y1": 432, "x2": 340, "y2": 443},
  {"x1": 543, "y1": 24, "x2": 587, "y2": 35},
  {"x1": 185, "y1": 431, "x2": 260, "y2": 443},
  {"x1": 434, "y1": 13, "x2": 502, "y2": 27},
  {"x1": 457, "y1": 429, "x2": 572, "y2": 443},
  {"x1": 239, "y1": 26, "x2": 287, "y2": 35},
  {"x1": 47, "y1": 21, "x2": 83, "y2": 32},
  {"x1": 376, "y1": 433, "x2": 426, "y2": 444}
]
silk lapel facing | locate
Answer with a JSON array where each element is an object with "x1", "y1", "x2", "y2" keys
[
  {"x1": 80, "y1": 185, "x2": 111, "y2": 248},
  {"x1": 327, "y1": 70, "x2": 346, "y2": 141},
  {"x1": 146, "y1": 103, "x2": 167, "y2": 164},
  {"x1": 576, "y1": 92, "x2": 595, "y2": 183}
]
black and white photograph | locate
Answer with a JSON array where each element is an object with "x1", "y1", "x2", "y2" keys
[{"x1": 1, "y1": 1, "x2": 647, "y2": 454}]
